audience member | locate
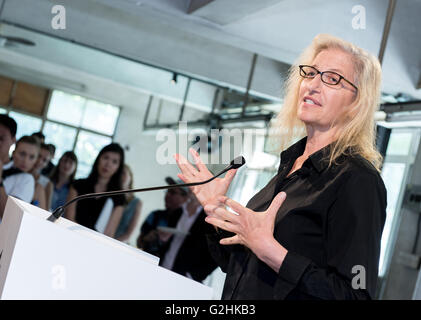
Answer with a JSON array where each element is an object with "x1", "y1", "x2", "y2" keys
[
  {"x1": 159, "y1": 187, "x2": 218, "y2": 282},
  {"x1": 0, "y1": 114, "x2": 15, "y2": 166},
  {"x1": 137, "y1": 177, "x2": 217, "y2": 282},
  {"x1": 65, "y1": 143, "x2": 126, "y2": 237},
  {"x1": 31, "y1": 131, "x2": 45, "y2": 143},
  {"x1": 0, "y1": 135, "x2": 38, "y2": 219},
  {"x1": 41, "y1": 143, "x2": 56, "y2": 177},
  {"x1": 114, "y1": 164, "x2": 142, "y2": 243},
  {"x1": 0, "y1": 117, "x2": 34, "y2": 218},
  {"x1": 46, "y1": 151, "x2": 78, "y2": 211},
  {"x1": 30, "y1": 143, "x2": 53, "y2": 209},
  {"x1": 136, "y1": 177, "x2": 187, "y2": 258}
]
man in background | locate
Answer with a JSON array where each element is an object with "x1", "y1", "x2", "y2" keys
[
  {"x1": 137, "y1": 177, "x2": 217, "y2": 283},
  {"x1": 137, "y1": 177, "x2": 188, "y2": 257},
  {"x1": 0, "y1": 116, "x2": 36, "y2": 220}
]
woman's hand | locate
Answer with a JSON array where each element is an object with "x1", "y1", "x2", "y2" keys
[
  {"x1": 174, "y1": 148, "x2": 237, "y2": 208},
  {"x1": 204, "y1": 192, "x2": 288, "y2": 272}
]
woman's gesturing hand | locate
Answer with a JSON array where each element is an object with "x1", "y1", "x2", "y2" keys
[
  {"x1": 174, "y1": 148, "x2": 238, "y2": 208},
  {"x1": 204, "y1": 192, "x2": 288, "y2": 272}
]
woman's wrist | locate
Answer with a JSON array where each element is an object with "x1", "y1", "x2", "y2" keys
[{"x1": 256, "y1": 237, "x2": 288, "y2": 273}]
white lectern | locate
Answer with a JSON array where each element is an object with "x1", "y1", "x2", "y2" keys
[{"x1": 0, "y1": 197, "x2": 213, "y2": 299}]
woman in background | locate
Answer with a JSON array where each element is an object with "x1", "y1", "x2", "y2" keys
[
  {"x1": 46, "y1": 151, "x2": 78, "y2": 211},
  {"x1": 114, "y1": 164, "x2": 142, "y2": 243},
  {"x1": 65, "y1": 143, "x2": 126, "y2": 238},
  {"x1": 30, "y1": 143, "x2": 53, "y2": 210}
]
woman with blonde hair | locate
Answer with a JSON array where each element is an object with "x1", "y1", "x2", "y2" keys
[{"x1": 174, "y1": 34, "x2": 387, "y2": 300}]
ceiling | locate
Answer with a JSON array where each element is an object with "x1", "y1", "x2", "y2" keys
[{"x1": 0, "y1": 0, "x2": 420, "y2": 111}]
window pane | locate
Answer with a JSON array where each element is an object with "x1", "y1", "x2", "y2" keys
[
  {"x1": 379, "y1": 162, "x2": 406, "y2": 277},
  {"x1": 75, "y1": 162, "x2": 92, "y2": 180},
  {"x1": 47, "y1": 91, "x2": 85, "y2": 126},
  {"x1": 0, "y1": 107, "x2": 7, "y2": 113},
  {"x1": 81, "y1": 100, "x2": 119, "y2": 135},
  {"x1": 43, "y1": 121, "x2": 77, "y2": 164},
  {"x1": 386, "y1": 131, "x2": 412, "y2": 156},
  {"x1": 9, "y1": 111, "x2": 42, "y2": 139},
  {"x1": 74, "y1": 130, "x2": 112, "y2": 178}
]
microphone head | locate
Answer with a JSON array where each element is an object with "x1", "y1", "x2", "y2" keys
[{"x1": 230, "y1": 156, "x2": 246, "y2": 169}]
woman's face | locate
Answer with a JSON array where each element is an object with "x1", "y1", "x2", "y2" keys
[
  {"x1": 97, "y1": 151, "x2": 121, "y2": 179},
  {"x1": 59, "y1": 156, "x2": 76, "y2": 177},
  {"x1": 121, "y1": 167, "x2": 131, "y2": 189},
  {"x1": 297, "y1": 48, "x2": 357, "y2": 131},
  {"x1": 13, "y1": 142, "x2": 39, "y2": 173},
  {"x1": 34, "y1": 148, "x2": 52, "y2": 172}
]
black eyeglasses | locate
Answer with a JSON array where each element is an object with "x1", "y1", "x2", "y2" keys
[{"x1": 299, "y1": 65, "x2": 358, "y2": 92}]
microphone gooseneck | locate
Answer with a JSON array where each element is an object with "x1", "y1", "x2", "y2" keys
[{"x1": 47, "y1": 156, "x2": 246, "y2": 223}]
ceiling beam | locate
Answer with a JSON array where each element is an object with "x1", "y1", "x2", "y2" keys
[
  {"x1": 378, "y1": 0, "x2": 396, "y2": 65},
  {"x1": 187, "y1": 0, "x2": 214, "y2": 13},
  {"x1": 188, "y1": 0, "x2": 282, "y2": 25}
]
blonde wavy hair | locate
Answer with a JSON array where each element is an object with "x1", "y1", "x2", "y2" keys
[{"x1": 270, "y1": 34, "x2": 383, "y2": 172}]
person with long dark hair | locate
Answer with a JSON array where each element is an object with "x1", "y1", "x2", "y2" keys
[
  {"x1": 46, "y1": 151, "x2": 78, "y2": 211},
  {"x1": 65, "y1": 143, "x2": 126, "y2": 237}
]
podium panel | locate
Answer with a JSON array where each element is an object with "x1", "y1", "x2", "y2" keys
[{"x1": 0, "y1": 197, "x2": 213, "y2": 299}]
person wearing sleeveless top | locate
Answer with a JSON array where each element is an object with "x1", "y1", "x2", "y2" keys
[{"x1": 114, "y1": 164, "x2": 142, "y2": 242}]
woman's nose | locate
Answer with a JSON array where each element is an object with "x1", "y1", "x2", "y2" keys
[{"x1": 306, "y1": 74, "x2": 322, "y2": 92}]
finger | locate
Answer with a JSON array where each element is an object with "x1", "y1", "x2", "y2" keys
[
  {"x1": 205, "y1": 216, "x2": 239, "y2": 234},
  {"x1": 212, "y1": 206, "x2": 240, "y2": 223},
  {"x1": 220, "y1": 235, "x2": 241, "y2": 246},
  {"x1": 223, "y1": 168, "x2": 237, "y2": 184},
  {"x1": 266, "y1": 192, "x2": 287, "y2": 218},
  {"x1": 217, "y1": 195, "x2": 249, "y2": 216},
  {"x1": 174, "y1": 153, "x2": 198, "y2": 179},
  {"x1": 189, "y1": 148, "x2": 212, "y2": 175},
  {"x1": 204, "y1": 204, "x2": 219, "y2": 216},
  {"x1": 177, "y1": 173, "x2": 187, "y2": 182}
]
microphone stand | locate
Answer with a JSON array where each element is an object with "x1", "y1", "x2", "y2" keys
[{"x1": 47, "y1": 156, "x2": 246, "y2": 222}]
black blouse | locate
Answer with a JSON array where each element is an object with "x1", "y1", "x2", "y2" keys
[
  {"x1": 72, "y1": 178, "x2": 126, "y2": 230},
  {"x1": 207, "y1": 136, "x2": 387, "y2": 300}
]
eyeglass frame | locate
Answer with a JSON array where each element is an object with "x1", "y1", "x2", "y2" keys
[{"x1": 298, "y1": 64, "x2": 358, "y2": 92}]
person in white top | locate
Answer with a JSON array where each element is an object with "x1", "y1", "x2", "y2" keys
[{"x1": 0, "y1": 116, "x2": 37, "y2": 220}]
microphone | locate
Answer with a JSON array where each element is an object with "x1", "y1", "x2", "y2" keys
[{"x1": 47, "y1": 156, "x2": 246, "y2": 222}]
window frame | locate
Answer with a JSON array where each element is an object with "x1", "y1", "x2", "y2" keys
[{"x1": 2, "y1": 89, "x2": 121, "y2": 173}]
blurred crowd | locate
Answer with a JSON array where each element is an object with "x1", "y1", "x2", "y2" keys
[{"x1": 0, "y1": 114, "x2": 216, "y2": 283}]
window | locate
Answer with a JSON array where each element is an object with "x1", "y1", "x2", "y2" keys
[
  {"x1": 46, "y1": 91, "x2": 119, "y2": 177},
  {"x1": 81, "y1": 100, "x2": 120, "y2": 135},
  {"x1": 5, "y1": 90, "x2": 120, "y2": 178},
  {"x1": 43, "y1": 121, "x2": 77, "y2": 164},
  {"x1": 47, "y1": 90, "x2": 85, "y2": 126},
  {"x1": 378, "y1": 128, "x2": 420, "y2": 278},
  {"x1": 9, "y1": 111, "x2": 42, "y2": 139},
  {"x1": 386, "y1": 132, "x2": 413, "y2": 156},
  {"x1": 75, "y1": 131, "x2": 112, "y2": 179}
]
